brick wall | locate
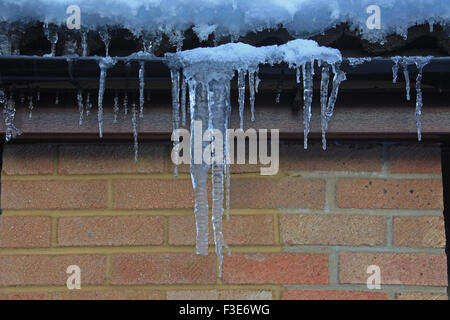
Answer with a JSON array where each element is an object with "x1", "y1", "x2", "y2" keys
[{"x1": 0, "y1": 141, "x2": 447, "y2": 300}]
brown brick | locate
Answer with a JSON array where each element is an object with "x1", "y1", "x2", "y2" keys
[
  {"x1": 168, "y1": 215, "x2": 274, "y2": 245},
  {"x1": 2, "y1": 144, "x2": 55, "y2": 175},
  {"x1": 336, "y1": 179, "x2": 443, "y2": 209},
  {"x1": 281, "y1": 143, "x2": 383, "y2": 172},
  {"x1": 282, "y1": 290, "x2": 388, "y2": 300},
  {"x1": 113, "y1": 179, "x2": 194, "y2": 209},
  {"x1": 0, "y1": 255, "x2": 106, "y2": 286},
  {"x1": 111, "y1": 253, "x2": 216, "y2": 284},
  {"x1": 394, "y1": 292, "x2": 448, "y2": 300},
  {"x1": 394, "y1": 216, "x2": 445, "y2": 248},
  {"x1": 339, "y1": 252, "x2": 447, "y2": 286},
  {"x1": 280, "y1": 214, "x2": 385, "y2": 246},
  {"x1": 390, "y1": 145, "x2": 441, "y2": 174},
  {"x1": 230, "y1": 178, "x2": 325, "y2": 209},
  {"x1": 0, "y1": 216, "x2": 51, "y2": 248},
  {"x1": 0, "y1": 292, "x2": 47, "y2": 300},
  {"x1": 223, "y1": 253, "x2": 328, "y2": 284},
  {"x1": 2, "y1": 180, "x2": 107, "y2": 209},
  {"x1": 54, "y1": 290, "x2": 161, "y2": 300},
  {"x1": 166, "y1": 290, "x2": 273, "y2": 300},
  {"x1": 58, "y1": 216, "x2": 164, "y2": 246},
  {"x1": 59, "y1": 144, "x2": 166, "y2": 175}
]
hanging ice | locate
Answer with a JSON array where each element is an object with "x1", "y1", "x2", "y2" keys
[
  {"x1": 28, "y1": 93, "x2": 33, "y2": 120},
  {"x1": 139, "y1": 61, "x2": 145, "y2": 118},
  {"x1": 77, "y1": 90, "x2": 84, "y2": 125},
  {"x1": 123, "y1": 92, "x2": 128, "y2": 115},
  {"x1": 170, "y1": 68, "x2": 181, "y2": 177},
  {"x1": 81, "y1": 31, "x2": 88, "y2": 57},
  {"x1": 99, "y1": 28, "x2": 111, "y2": 57},
  {"x1": 97, "y1": 57, "x2": 116, "y2": 138},
  {"x1": 43, "y1": 24, "x2": 58, "y2": 57},
  {"x1": 3, "y1": 93, "x2": 22, "y2": 142},
  {"x1": 166, "y1": 39, "x2": 343, "y2": 276},
  {"x1": 131, "y1": 103, "x2": 139, "y2": 162},
  {"x1": 391, "y1": 56, "x2": 433, "y2": 141},
  {"x1": 113, "y1": 90, "x2": 119, "y2": 123},
  {"x1": 302, "y1": 62, "x2": 313, "y2": 149},
  {"x1": 86, "y1": 91, "x2": 92, "y2": 116}
]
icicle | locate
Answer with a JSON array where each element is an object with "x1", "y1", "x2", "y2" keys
[
  {"x1": 237, "y1": 69, "x2": 246, "y2": 129},
  {"x1": 99, "y1": 29, "x2": 110, "y2": 57},
  {"x1": 36, "y1": 89, "x2": 40, "y2": 102},
  {"x1": 131, "y1": 103, "x2": 139, "y2": 162},
  {"x1": 188, "y1": 79, "x2": 210, "y2": 256},
  {"x1": 392, "y1": 58, "x2": 400, "y2": 83},
  {"x1": 402, "y1": 61, "x2": 411, "y2": 101},
  {"x1": 139, "y1": 61, "x2": 145, "y2": 118},
  {"x1": 113, "y1": 90, "x2": 119, "y2": 123},
  {"x1": 324, "y1": 62, "x2": 346, "y2": 144},
  {"x1": 413, "y1": 57, "x2": 432, "y2": 142},
  {"x1": 123, "y1": 92, "x2": 128, "y2": 115},
  {"x1": 43, "y1": 24, "x2": 58, "y2": 56},
  {"x1": 275, "y1": 92, "x2": 280, "y2": 103},
  {"x1": 248, "y1": 68, "x2": 256, "y2": 122},
  {"x1": 255, "y1": 69, "x2": 261, "y2": 93},
  {"x1": 302, "y1": 62, "x2": 313, "y2": 149},
  {"x1": 97, "y1": 57, "x2": 116, "y2": 138},
  {"x1": 3, "y1": 93, "x2": 22, "y2": 142},
  {"x1": 296, "y1": 67, "x2": 301, "y2": 83},
  {"x1": 81, "y1": 31, "x2": 88, "y2": 57},
  {"x1": 55, "y1": 90, "x2": 59, "y2": 105},
  {"x1": 170, "y1": 69, "x2": 181, "y2": 177},
  {"x1": 320, "y1": 63, "x2": 330, "y2": 150},
  {"x1": 85, "y1": 91, "x2": 92, "y2": 116},
  {"x1": 77, "y1": 89, "x2": 83, "y2": 125},
  {"x1": 207, "y1": 78, "x2": 231, "y2": 278},
  {"x1": 28, "y1": 92, "x2": 33, "y2": 120},
  {"x1": 181, "y1": 76, "x2": 187, "y2": 127}
]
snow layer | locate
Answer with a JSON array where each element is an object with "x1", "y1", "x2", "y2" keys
[{"x1": 1, "y1": 0, "x2": 448, "y2": 42}]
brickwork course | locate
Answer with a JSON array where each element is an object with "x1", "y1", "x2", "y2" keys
[{"x1": 0, "y1": 141, "x2": 447, "y2": 300}]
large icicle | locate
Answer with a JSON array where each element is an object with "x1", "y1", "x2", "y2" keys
[
  {"x1": 414, "y1": 57, "x2": 432, "y2": 141},
  {"x1": 97, "y1": 57, "x2": 116, "y2": 138},
  {"x1": 180, "y1": 75, "x2": 187, "y2": 127},
  {"x1": 320, "y1": 63, "x2": 330, "y2": 150},
  {"x1": 402, "y1": 61, "x2": 411, "y2": 101},
  {"x1": 170, "y1": 69, "x2": 181, "y2": 177},
  {"x1": 139, "y1": 61, "x2": 145, "y2": 118},
  {"x1": 237, "y1": 69, "x2": 246, "y2": 129}
]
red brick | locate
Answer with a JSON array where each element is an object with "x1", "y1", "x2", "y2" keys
[
  {"x1": 223, "y1": 253, "x2": 328, "y2": 284},
  {"x1": 336, "y1": 179, "x2": 443, "y2": 209},
  {"x1": 168, "y1": 215, "x2": 274, "y2": 245},
  {"x1": 111, "y1": 253, "x2": 216, "y2": 284},
  {"x1": 390, "y1": 145, "x2": 441, "y2": 174},
  {"x1": 230, "y1": 178, "x2": 325, "y2": 209},
  {"x1": 394, "y1": 292, "x2": 448, "y2": 300},
  {"x1": 166, "y1": 290, "x2": 273, "y2": 300},
  {"x1": 0, "y1": 216, "x2": 51, "y2": 248},
  {"x1": 281, "y1": 143, "x2": 383, "y2": 172},
  {"x1": 59, "y1": 144, "x2": 165, "y2": 174},
  {"x1": 0, "y1": 255, "x2": 106, "y2": 286},
  {"x1": 0, "y1": 292, "x2": 47, "y2": 300},
  {"x1": 54, "y1": 290, "x2": 161, "y2": 300},
  {"x1": 2, "y1": 144, "x2": 55, "y2": 175},
  {"x1": 113, "y1": 179, "x2": 194, "y2": 209},
  {"x1": 339, "y1": 252, "x2": 447, "y2": 286},
  {"x1": 2, "y1": 180, "x2": 107, "y2": 209},
  {"x1": 280, "y1": 214, "x2": 385, "y2": 246},
  {"x1": 282, "y1": 290, "x2": 388, "y2": 300},
  {"x1": 394, "y1": 216, "x2": 445, "y2": 248},
  {"x1": 58, "y1": 216, "x2": 164, "y2": 246}
]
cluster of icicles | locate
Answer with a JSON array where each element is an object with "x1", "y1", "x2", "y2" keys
[
  {"x1": 0, "y1": 37, "x2": 433, "y2": 275},
  {"x1": 165, "y1": 39, "x2": 346, "y2": 276}
]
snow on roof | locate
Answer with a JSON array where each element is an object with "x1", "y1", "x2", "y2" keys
[{"x1": 0, "y1": 0, "x2": 448, "y2": 43}]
